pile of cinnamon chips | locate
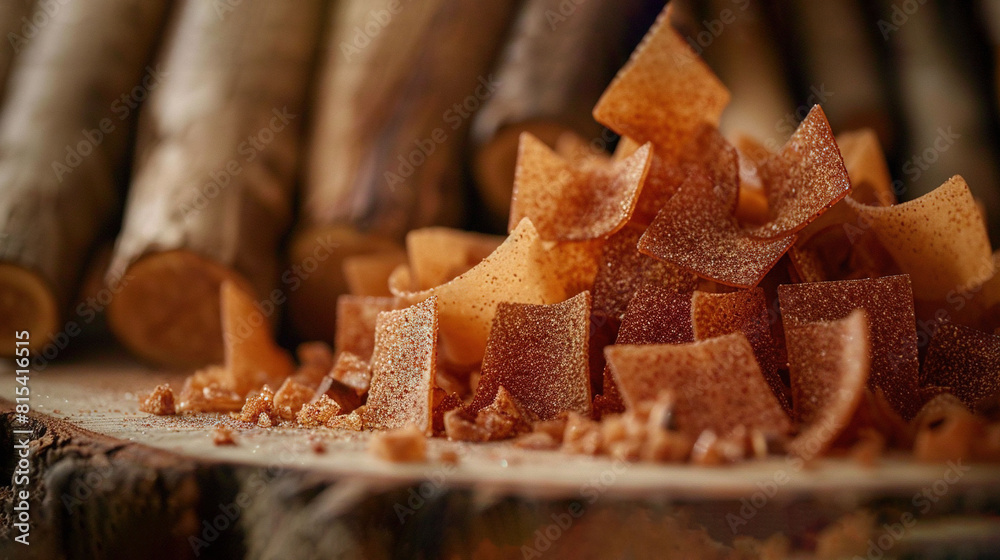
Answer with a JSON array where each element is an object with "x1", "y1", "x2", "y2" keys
[{"x1": 155, "y1": 6, "x2": 1000, "y2": 466}]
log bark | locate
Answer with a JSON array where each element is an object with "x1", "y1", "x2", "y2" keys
[
  {"x1": 290, "y1": 0, "x2": 519, "y2": 342},
  {"x1": 470, "y1": 0, "x2": 651, "y2": 225},
  {"x1": 106, "y1": 0, "x2": 324, "y2": 368},
  {"x1": 0, "y1": 0, "x2": 33, "y2": 102},
  {"x1": 0, "y1": 0, "x2": 169, "y2": 356}
]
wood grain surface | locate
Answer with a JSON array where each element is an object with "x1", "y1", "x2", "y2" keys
[{"x1": 2, "y1": 349, "x2": 1000, "y2": 558}]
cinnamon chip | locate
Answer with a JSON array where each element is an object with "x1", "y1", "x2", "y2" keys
[
  {"x1": 328, "y1": 351, "x2": 372, "y2": 396},
  {"x1": 778, "y1": 275, "x2": 921, "y2": 419},
  {"x1": 314, "y1": 375, "x2": 364, "y2": 414},
  {"x1": 691, "y1": 288, "x2": 786, "y2": 409},
  {"x1": 334, "y1": 295, "x2": 399, "y2": 360},
  {"x1": 599, "y1": 285, "x2": 694, "y2": 415},
  {"x1": 509, "y1": 132, "x2": 652, "y2": 241},
  {"x1": 592, "y1": 6, "x2": 729, "y2": 161},
  {"x1": 369, "y1": 425, "x2": 427, "y2": 463},
  {"x1": 363, "y1": 297, "x2": 438, "y2": 433},
  {"x1": 390, "y1": 219, "x2": 578, "y2": 366},
  {"x1": 921, "y1": 322, "x2": 1000, "y2": 412},
  {"x1": 638, "y1": 170, "x2": 795, "y2": 288},
  {"x1": 444, "y1": 386, "x2": 532, "y2": 442},
  {"x1": 468, "y1": 292, "x2": 592, "y2": 420},
  {"x1": 604, "y1": 332, "x2": 791, "y2": 436},
  {"x1": 592, "y1": 224, "x2": 698, "y2": 322},
  {"x1": 343, "y1": 249, "x2": 408, "y2": 297},
  {"x1": 406, "y1": 227, "x2": 504, "y2": 290},
  {"x1": 786, "y1": 310, "x2": 870, "y2": 458},
  {"x1": 749, "y1": 105, "x2": 851, "y2": 239},
  {"x1": 845, "y1": 176, "x2": 994, "y2": 301},
  {"x1": 139, "y1": 384, "x2": 176, "y2": 416}
]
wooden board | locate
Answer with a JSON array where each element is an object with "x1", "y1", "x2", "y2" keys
[{"x1": 3, "y1": 347, "x2": 1000, "y2": 558}]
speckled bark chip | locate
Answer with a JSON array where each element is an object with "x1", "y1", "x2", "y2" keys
[
  {"x1": 638, "y1": 170, "x2": 796, "y2": 288},
  {"x1": 778, "y1": 275, "x2": 920, "y2": 418},
  {"x1": 922, "y1": 322, "x2": 1000, "y2": 412},
  {"x1": 468, "y1": 291, "x2": 592, "y2": 420},
  {"x1": 364, "y1": 297, "x2": 439, "y2": 434}
]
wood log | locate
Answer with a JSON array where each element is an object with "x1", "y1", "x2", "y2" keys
[
  {"x1": 0, "y1": 0, "x2": 33, "y2": 101},
  {"x1": 692, "y1": 0, "x2": 795, "y2": 147},
  {"x1": 470, "y1": 0, "x2": 652, "y2": 225},
  {"x1": 106, "y1": 0, "x2": 324, "y2": 368},
  {"x1": 0, "y1": 0, "x2": 169, "y2": 356},
  {"x1": 290, "y1": 0, "x2": 519, "y2": 343}
]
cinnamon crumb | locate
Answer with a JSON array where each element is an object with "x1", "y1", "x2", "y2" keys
[
  {"x1": 211, "y1": 425, "x2": 236, "y2": 446},
  {"x1": 369, "y1": 425, "x2": 427, "y2": 463},
  {"x1": 296, "y1": 395, "x2": 342, "y2": 427},
  {"x1": 234, "y1": 385, "x2": 276, "y2": 424},
  {"x1": 139, "y1": 384, "x2": 176, "y2": 415}
]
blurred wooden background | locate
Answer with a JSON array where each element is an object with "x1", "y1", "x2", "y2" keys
[{"x1": 1, "y1": 0, "x2": 999, "y2": 365}]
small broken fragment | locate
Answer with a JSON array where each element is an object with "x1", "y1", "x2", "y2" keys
[
  {"x1": 234, "y1": 385, "x2": 275, "y2": 424},
  {"x1": 328, "y1": 351, "x2": 372, "y2": 396},
  {"x1": 912, "y1": 394, "x2": 985, "y2": 463},
  {"x1": 210, "y1": 424, "x2": 236, "y2": 446},
  {"x1": 139, "y1": 384, "x2": 176, "y2": 416},
  {"x1": 273, "y1": 377, "x2": 315, "y2": 420},
  {"x1": 445, "y1": 386, "x2": 533, "y2": 442},
  {"x1": 369, "y1": 425, "x2": 427, "y2": 463},
  {"x1": 295, "y1": 395, "x2": 342, "y2": 427}
]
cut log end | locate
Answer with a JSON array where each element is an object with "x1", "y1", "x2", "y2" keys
[
  {"x1": 288, "y1": 225, "x2": 400, "y2": 344},
  {"x1": 474, "y1": 120, "x2": 575, "y2": 223},
  {"x1": 0, "y1": 263, "x2": 59, "y2": 355},
  {"x1": 107, "y1": 250, "x2": 252, "y2": 369}
]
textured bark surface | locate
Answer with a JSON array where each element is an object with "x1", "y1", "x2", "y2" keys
[
  {"x1": 105, "y1": 0, "x2": 324, "y2": 368},
  {"x1": 288, "y1": 0, "x2": 520, "y2": 343},
  {"x1": 0, "y1": 0, "x2": 170, "y2": 355}
]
